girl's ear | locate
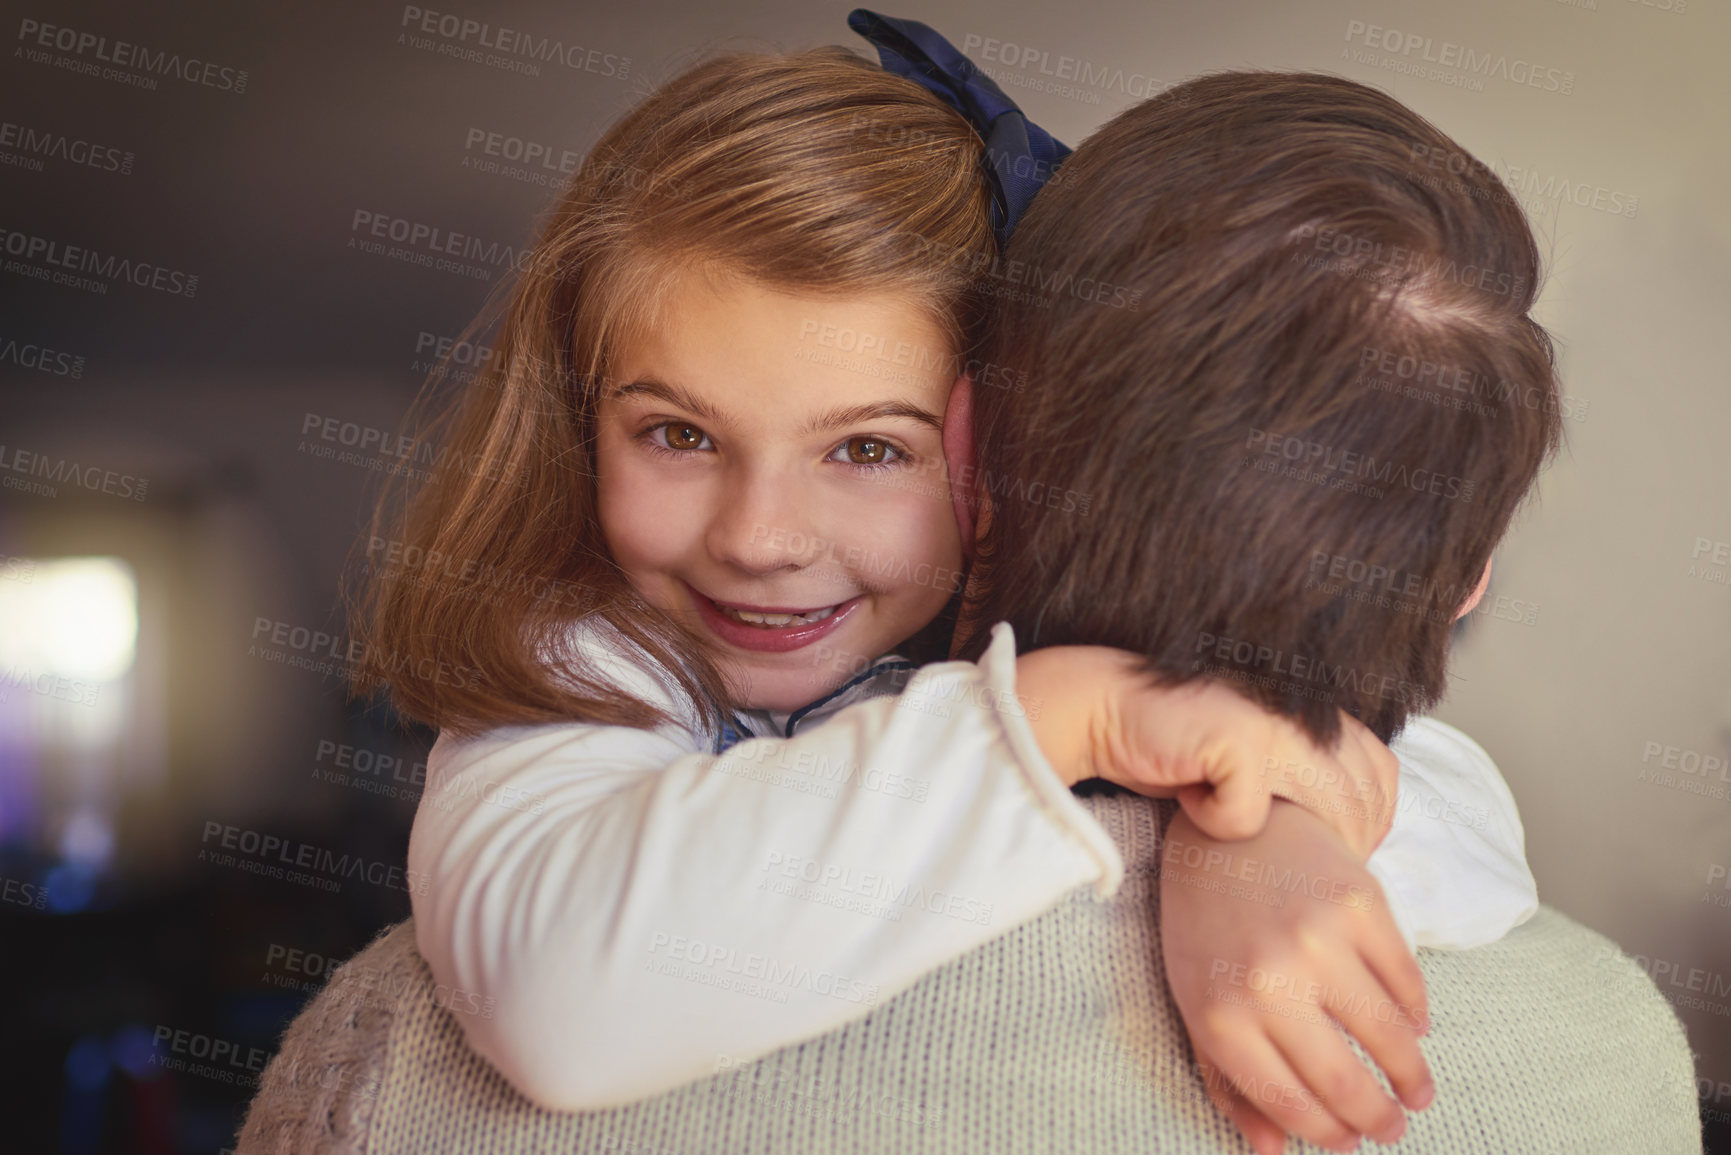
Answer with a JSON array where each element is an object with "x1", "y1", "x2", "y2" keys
[{"x1": 942, "y1": 373, "x2": 978, "y2": 561}]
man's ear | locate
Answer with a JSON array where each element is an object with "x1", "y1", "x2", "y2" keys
[
  {"x1": 1455, "y1": 557, "x2": 1493, "y2": 619},
  {"x1": 942, "y1": 372, "x2": 979, "y2": 561}
]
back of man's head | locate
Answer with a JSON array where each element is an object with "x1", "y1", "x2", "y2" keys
[{"x1": 963, "y1": 71, "x2": 1565, "y2": 743}]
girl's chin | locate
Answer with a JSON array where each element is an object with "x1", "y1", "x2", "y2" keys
[{"x1": 729, "y1": 662, "x2": 853, "y2": 713}]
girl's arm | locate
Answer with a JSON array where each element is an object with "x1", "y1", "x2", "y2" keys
[
  {"x1": 411, "y1": 617, "x2": 1395, "y2": 1113},
  {"x1": 1159, "y1": 721, "x2": 1535, "y2": 1152},
  {"x1": 410, "y1": 622, "x2": 1124, "y2": 1113},
  {"x1": 1368, "y1": 716, "x2": 1538, "y2": 949}
]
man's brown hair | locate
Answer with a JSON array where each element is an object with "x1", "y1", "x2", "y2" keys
[{"x1": 961, "y1": 71, "x2": 1565, "y2": 743}]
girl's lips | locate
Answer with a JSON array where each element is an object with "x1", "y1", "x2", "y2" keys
[{"x1": 687, "y1": 584, "x2": 861, "y2": 653}]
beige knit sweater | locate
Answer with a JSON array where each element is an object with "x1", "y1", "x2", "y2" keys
[{"x1": 235, "y1": 793, "x2": 1703, "y2": 1154}]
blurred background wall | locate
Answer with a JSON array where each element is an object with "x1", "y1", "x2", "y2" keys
[{"x1": 1, "y1": 0, "x2": 1725, "y2": 1150}]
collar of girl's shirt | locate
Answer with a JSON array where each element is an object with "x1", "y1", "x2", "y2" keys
[{"x1": 713, "y1": 655, "x2": 919, "y2": 753}]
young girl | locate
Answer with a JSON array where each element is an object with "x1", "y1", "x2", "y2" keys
[{"x1": 350, "y1": 24, "x2": 1527, "y2": 1123}]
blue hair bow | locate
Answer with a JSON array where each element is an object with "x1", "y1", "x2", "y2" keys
[{"x1": 848, "y1": 9, "x2": 1071, "y2": 248}]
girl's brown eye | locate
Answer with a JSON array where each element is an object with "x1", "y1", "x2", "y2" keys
[
  {"x1": 665, "y1": 425, "x2": 704, "y2": 450},
  {"x1": 846, "y1": 437, "x2": 887, "y2": 464}
]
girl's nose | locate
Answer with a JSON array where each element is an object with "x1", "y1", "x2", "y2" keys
[{"x1": 706, "y1": 467, "x2": 819, "y2": 576}]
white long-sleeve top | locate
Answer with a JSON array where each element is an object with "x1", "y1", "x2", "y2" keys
[
  {"x1": 408, "y1": 621, "x2": 1536, "y2": 1113},
  {"x1": 1363, "y1": 716, "x2": 1537, "y2": 951}
]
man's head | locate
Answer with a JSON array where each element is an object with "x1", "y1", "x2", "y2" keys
[{"x1": 959, "y1": 71, "x2": 1564, "y2": 743}]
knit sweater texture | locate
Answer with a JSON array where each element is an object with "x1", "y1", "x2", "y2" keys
[{"x1": 236, "y1": 792, "x2": 1702, "y2": 1154}]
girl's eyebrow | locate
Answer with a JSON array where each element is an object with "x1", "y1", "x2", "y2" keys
[
  {"x1": 802, "y1": 402, "x2": 943, "y2": 435},
  {"x1": 611, "y1": 380, "x2": 942, "y2": 437},
  {"x1": 608, "y1": 377, "x2": 724, "y2": 425}
]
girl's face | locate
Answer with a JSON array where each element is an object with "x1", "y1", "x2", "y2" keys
[{"x1": 596, "y1": 271, "x2": 963, "y2": 712}]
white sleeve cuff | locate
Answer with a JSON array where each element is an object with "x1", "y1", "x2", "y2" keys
[
  {"x1": 1369, "y1": 717, "x2": 1539, "y2": 952},
  {"x1": 976, "y1": 621, "x2": 1126, "y2": 898}
]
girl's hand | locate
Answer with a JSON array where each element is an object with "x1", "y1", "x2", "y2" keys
[
  {"x1": 1263, "y1": 708, "x2": 1399, "y2": 861},
  {"x1": 1016, "y1": 646, "x2": 1399, "y2": 856},
  {"x1": 1160, "y1": 802, "x2": 1434, "y2": 1155}
]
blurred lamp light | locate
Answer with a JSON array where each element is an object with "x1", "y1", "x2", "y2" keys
[
  {"x1": 60, "y1": 808, "x2": 115, "y2": 868},
  {"x1": 0, "y1": 557, "x2": 137, "y2": 681}
]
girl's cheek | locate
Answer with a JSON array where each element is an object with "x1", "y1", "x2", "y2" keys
[
  {"x1": 854, "y1": 474, "x2": 962, "y2": 571},
  {"x1": 597, "y1": 446, "x2": 688, "y2": 571}
]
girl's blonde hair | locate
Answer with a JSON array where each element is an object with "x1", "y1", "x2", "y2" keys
[{"x1": 349, "y1": 46, "x2": 995, "y2": 736}]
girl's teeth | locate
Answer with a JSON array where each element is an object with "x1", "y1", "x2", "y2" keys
[{"x1": 722, "y1": 605, "x2": 837, "y2": 628}]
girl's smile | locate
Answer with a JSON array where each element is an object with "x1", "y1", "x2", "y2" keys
[{"x1": 687, "y1": 582, "x2": 862, "y2": 653}]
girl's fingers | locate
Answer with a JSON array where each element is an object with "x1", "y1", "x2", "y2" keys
[
  {"x1": 1194, "y1": 1048, "x2": 1290, "y2": 1155},
  {"x1": 1233, "y1": 1094, "x2": 1295, "y2": 1155},
  {"x1": 1356, "y1": 929, "x2": 1435, "y2": 1112},
  {"x1": 1176, "y1": 761, "x2": 1271, "y2": 842},
  {"x1": 1267, "y1": 984, "x2": 1409, "y2": 1147},
  {"x1": 1337, "y1": 715, "x2": 1400, "y2": 839},
  {"x1": 1326, "y1": 955, "x2": 1435, "y2": 1115},
  {"x1": 1192, "y1": 1046, "x2": 1240, "y2": 1127},
  {"x1": 1202, "y1": 1023, "x2": 1364, "y2": 1152},
  {"x1": 1261, "y1": 720, "x2": 1380, "y2": 859},
  {"x1": 1357, "y1": 903, "x2": 1431, "y2": 1037}
]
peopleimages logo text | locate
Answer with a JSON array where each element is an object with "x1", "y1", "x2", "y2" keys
[
  {"x1": 1342, "y1": 20, "x2": 1574, "y2": 95},
  {"x1": 16, "y1": 18, "x2": 249, "y2": 92}
]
